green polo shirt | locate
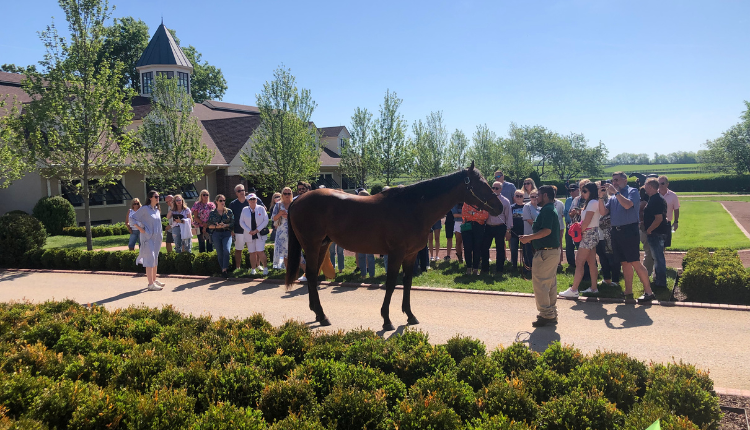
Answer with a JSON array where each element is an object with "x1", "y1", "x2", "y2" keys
[{"x1": 532, "y1": 202, "x2": 560, "y2": 250}]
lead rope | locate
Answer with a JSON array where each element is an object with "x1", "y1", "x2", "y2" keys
[{"x1": 468, "y1": 187, "x2": 495, "y2": 212}]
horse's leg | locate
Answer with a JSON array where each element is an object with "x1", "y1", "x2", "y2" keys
[
  {"x1": 401, "y1": 253, "x2": 420, "y2": 325},
  {"x1": 304, "y1": 245, "x2": 330, "y2": 326},
  {"x1": 381, "y1": 253, "x2": 403, "y2": 331}
]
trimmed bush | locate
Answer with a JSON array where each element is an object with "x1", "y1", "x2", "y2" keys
[
  {"x1": 193, "y1": 251, "x2": 221, "y2": 276},
  {"x1": 478, "y1": 378, "x2": 539, "y2": 424},
  {"x1": 90, "y1": 251, "x2": 109, "y2": 271},
  {"x1": 466, "y1": 413, "x2": 534, "y2": 430},
  {"x1": 0, "y1": 213, "x2": 46, "y2": 266},
  {"x1": 568, "y1": 351, "x2": 648, "y2": 412},
  {"x1": 32, "y1": 196, "x2": 76, "y2": 235},
  {"x1": 411, "y1": 370, "x2": 479, "y2": 421},
  {"x1": 268, "y1": 414, "x2": 326, "y2": 430},
  {"x1": 537, "y1": 342, "x2": 584, "y2": 375},
  {"x1": 456, "y1": 355, "x2": 505, "y2": 391},
  {"x1": 534, "y1": 388, "x2": 625, "y2": 430},
  {"x1": 680, "y1": 247, "x2": 750, "y2": 305},
  {"x1": 443, "y1": 334, "x2": 487, "y2": 364},
  {"x1": 192, "y1": 402, "x2": 267, "y2": 430},
  {"x1": 258, "y1": 379, "x2": 317, "y2": 423},
  {"x1": 318, "y1": 386, "x2": 389, "y2": 430},
  {"x1": 392, "y1": 393, "x2": 463, "y2": 430},
  {"x1": 491, "y1": 342, "x2": 539, "y2": 376}
]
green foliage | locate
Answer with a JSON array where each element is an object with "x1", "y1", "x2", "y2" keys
[
  {"x1": 680, "y1": 247, "x2": 750, "y2": 304},
  {"x1": 538, "y1": 342, "x2": 584, "y2": 375},
  {"x1": 491, "y1": 342, "x2": 539, "y2": 376},
  {"x1": 192, "y1": 402, "x2": 267, "y2": 430},
  {"x1": 703, "y1": 100, "x2": 750, "y2": 175},
  {"x1": 467, "y1": 124, "x2": 501, "y2": 179},
  {"x1": 99, "y1": 16, "x2": 150, "y2": 91},
  {"x1": 136, "y1": 74, "x2": 213, "y2": 193},
  {"x1": 0, "y1": 213, "x2": 46, "y2": 266},
  {"x1": 61, "y1": 222, "x2": 130, "y2": 237},
  {"x1": 644, "y1": 362, "x2": 722, "y2": 430},
  {"x1": 0, "y1": 100, "x2": 31, "y2": 190},
  {"x1": 318, "y1": 386, "x2": 389, "y2": 430},
  {"x1": 32, "y1": 196, "x2": 76, "y2": 235},
  {"x1": 370, "y1": 184, "x2": 383, "y2": 195},
  {"x1": 534, "y1": 388, "x2": 625, "y2": 430},
  {"x1": 410, "y1": 371, "x2": 479, "y2": 421},
  {"x1": 340, "y1": 107, "x2": 375, "y2": 189},
  {"x1": 447, "y1": 129, "x2": 470, "y2": 172},
  {"x1": 90, "y1": 250, "x2": 109, "y2": 271},
  {"x1": 412, "y1": 111, "x2": 450, "y2": 180},
  {"x1": 241, "y1": 65, "x2": 322, "y2": 192},
  {"x1": 193, "y1": 251, "x2": 221, "y2": 276},
  {"x1": 258, "y1": 379, "x2": 317, "y2": 423},
  {"x1": 443, "y1": 334, "x2": 487, "y2": 364},
  {"x1": 371, "y1": 89, "x2": 411, "y2": 186},
  {"x1": 181, "y1": 44, "x2": 228, "y2": 104},
  {"x1": 456, "y1": 355, "x2": 505, "y2": 391},
  {"x1": 478, "y1": 378, "x2": 539, "y2": 424},
  {"x1": 0, "y1": 301, "x2": 724, "y2": 430}
]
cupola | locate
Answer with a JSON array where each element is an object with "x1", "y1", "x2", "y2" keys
[{"x1": 135, "y1": 21, "x2": 193, "y2": 97}]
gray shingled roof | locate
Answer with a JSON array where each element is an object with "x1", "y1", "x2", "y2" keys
[
  {"x1": 318, "y1": 126, "x2": 346, "y2": 138},
  {"x1": 136, "y1": 24, "x2": 193, "y2": 69}
]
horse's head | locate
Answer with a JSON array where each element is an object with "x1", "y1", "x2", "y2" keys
[{"x1": 463, "y1": 161, "x2": 503, "y2": 216}]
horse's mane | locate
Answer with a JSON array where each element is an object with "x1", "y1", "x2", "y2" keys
[{"x1": 381, "y1": 169, "x2": 467, "y2": 201}]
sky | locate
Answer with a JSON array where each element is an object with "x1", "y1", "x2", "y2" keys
[{"x1": 2, "y1": 0, "x2": 749, "y2": 157}]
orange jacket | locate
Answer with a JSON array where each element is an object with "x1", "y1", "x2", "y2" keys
[{"x1": 462, "y1": 203, "x2": 489, "y2": 224}]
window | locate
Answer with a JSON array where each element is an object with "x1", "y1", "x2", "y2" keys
[
  {"x1": 156, "y1": 71, "x2": 174, "y2": 79},
  {"x1": 145, "y1": 181, "x2": 198, "y2": 201},
  {"x1": 339, "y1": 138, "x2": 346, "y2": 150},
  {"x1": 142, "y1": 72, "x2": 153, "y2": 94},
  {"x1": 178, "y1": 72, "x2": 190, "y2": 93},
  {"x1": 60, "y1": 180, "x2": 132, "y2": 207}
]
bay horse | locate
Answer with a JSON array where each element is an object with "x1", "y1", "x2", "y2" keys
[{"x1": 285, "y1": 161, "x2": 503, "y2": 331}]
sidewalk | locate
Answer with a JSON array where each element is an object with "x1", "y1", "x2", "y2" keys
[{"x1": 1, "y1": 270, "x2": 748, "y2": 391}]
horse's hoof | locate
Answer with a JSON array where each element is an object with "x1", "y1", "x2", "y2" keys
[
  {"x1": 407, "y1": 316, "x2": 420, "y2": 325},
  {"x1": 317, "y1": 316, "x2": 331, "y2": 326},
  {"x1": 382, "y1": 322, "x2": 395, "y2": 331}
]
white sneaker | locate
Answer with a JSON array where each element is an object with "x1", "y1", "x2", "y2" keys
[
  {"x1": 251, "y1": 268, "x2": 256, "y2": 275},
  {"x1": 147, "y1": 284, "x2": 163, "y2": 291},
  {"x1": 580, "y1": 287, "x2": 599, "y2": 294},
  {"x1": 559, "y1": 287, "x2": 579, "y2": 298},
  {"x1": 262, "y1": 267, "x2": 269, "y2": 275},
  {"x1": 426, "y1": 264, "x2": 431, "y2": 270},
  {"x1": 154, "y1": 280, "x2": 165, "y2": 287},
  {"x1": 298, "y1": 275, "x2": 307, "y2": 282}
]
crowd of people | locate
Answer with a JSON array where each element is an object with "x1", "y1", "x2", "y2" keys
[{"x1": 125, "y1": 172, "x2": 681, "y2": 327}]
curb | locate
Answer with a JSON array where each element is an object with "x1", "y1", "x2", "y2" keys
[
  {"x1": 715, "y1": 387, "x2": 750, "y2": 398},
  {"x1": 3, "y1": 269, "x2": 750, "y2": 312}
]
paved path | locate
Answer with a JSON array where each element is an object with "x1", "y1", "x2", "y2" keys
[{"x1": 1, "y1": 271, "x2": 748, "y2": 391}]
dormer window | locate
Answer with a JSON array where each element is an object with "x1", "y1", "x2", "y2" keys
[
  {"x1": 339, "y1": 138, "x2": 346, "y2": 150},
  {"x1": 178, "y1": 72, "x2": 190, "y2": 93},
  {"x1": 142, "y1": 72, "x2": 153, "y2": 94}
]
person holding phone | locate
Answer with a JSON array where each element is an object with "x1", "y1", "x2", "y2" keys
[
  {"x1": 192, "y1": 190, "x2": 215, "y2": 253},
  {"x1": 170, "y1": 194, "x2": 192, "y2": 253},
  {"x1": 207, "y1": 194, "x2": 234, "y2": 278}
]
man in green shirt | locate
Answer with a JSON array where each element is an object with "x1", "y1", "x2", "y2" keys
[{"x1": 520, "y1": 185, "x2": 561, "y2": 327}]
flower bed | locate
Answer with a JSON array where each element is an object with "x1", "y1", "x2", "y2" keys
[{"x1": 0, "y1": 301, "x2": 722, "y2": 429}]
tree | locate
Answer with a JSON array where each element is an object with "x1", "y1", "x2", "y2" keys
[
  {"x1": 8, "y1": 0, "x2": 135, "y2": 250},
  {"x1": 412, "y1": 111, "x2": 450, "y2": 180},
  {"x1": 371, "y1": 89, "x2": 410, "y2": 186},
  {"x1": 704, "y1": 101, "x2": 750, "y2": 174},
  {"x1": 446, "y1": 129, "x2": 470, "y2": 172},
  {"x1": 136, "y1": 74, "x2": 213, "y2": 193},
  {"x1": 240, "y1": 65, "x2": 322, "y2": 192},
  {"x1": 1, "y1": 64, "x2": 37, "y2": 74},
  {"x1": 340, "y1": 107, "x2": 374, "y2": 189},
  {"x1": 466, "y1": 124, "x2": 499, "y2": 179},
  {"x1": 99, "y1": 17, "x2": 149, "y2": 92},
  {"x1": 0, "y1": 100, "x2": 31, "y2": 189},
  {"x1": 548, "y1": 133, "x2": 608, "y2": 182},
  {"x1": 499, "y1": 122, "x2": 534, "y2": 185}
]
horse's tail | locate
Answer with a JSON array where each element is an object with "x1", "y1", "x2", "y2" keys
[{"x1": 285, "y1": 209, "x2": 301, "y2": 291}]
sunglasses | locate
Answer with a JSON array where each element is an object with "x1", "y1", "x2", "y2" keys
[
  {"x1": 152, "y1": 195, "x2": 160, "y2": 199},
  {"x1": 283, "y1": 192, "x2": 292, "y2": 195},
  {"x1": 492, "y1": 187, "x2": 501, "y2": 190},
  {"x1": 175, "y1": 199, "x2": 182, "y2": 202},
  {"x1": 248, "y1": 198, "x2": 257, "y2": 201},
  {"x1": 132, "y1": 203, "x2": 140, "y2": 206},
  {"x1": 495, "y1": 175, "x2": 503, "y2": 178},
  {"x1": 530, "y1": 195, "x2": 538, "y2": 198},
  {"x1": 524, "y1": 182, "x2": 532, "y2": 185},
  {"x1": 514, "y1": 195, "x2": 523, "y2": 198},
  {"x1": 218, "y1": 199, "x2": 225, "y2": 202},
  {"x1": 659, "y1": 182, "x2": 667, "y2": 185},
  {"x1": 201, "y1": 194, "x2": 209, "y2": 197},
  {"x1": 236, "y1": 190, "x2": 245, "y2": 193}
]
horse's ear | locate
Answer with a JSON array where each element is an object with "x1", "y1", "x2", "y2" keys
[{"x1": 469, "y1": 160, "x2": 475, "y2": 171}]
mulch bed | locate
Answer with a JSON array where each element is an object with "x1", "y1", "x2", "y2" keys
[{"x1": 720, "y1": 394, "x2": 750, "y2": 430}]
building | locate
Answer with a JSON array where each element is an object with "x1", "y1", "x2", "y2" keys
[{"x1": 0, "y1": 23, "x2": 352, "y2": 224}]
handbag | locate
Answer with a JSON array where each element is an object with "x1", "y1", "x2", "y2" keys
[
  {"x1": 259, "y1": 227, "x2": 270, "y2": 236},
  {"x1": 460, "y1": 222, "x2": 472, "y2": 233},
  {"x1": 568, "y1": 222, "x2": 582, "y2": 243}
]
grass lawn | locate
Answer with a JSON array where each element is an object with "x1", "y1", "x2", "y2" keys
[
  {"x1": 603, "y1": 164, "x2": 722, "y2": 174},
  {"x1": 45, "y1": 234, "x2": 132, "y2": 250},
  {"x1": 668, "y1": 201, "x2": 750, "y2": 251},
  {"x1": 680, "y1": 195, "x2": 750, "y2": 202},
  {"x1": 230, "y1": 256, "x2": 676, "y2": 301}
]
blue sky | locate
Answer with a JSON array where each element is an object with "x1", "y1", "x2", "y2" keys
[{"x1": 2, "y1": 0, "x2": 749, "y2": 156}]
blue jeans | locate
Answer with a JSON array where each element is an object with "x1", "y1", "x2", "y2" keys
[
  {"x1": 212, "y1": 230, "x2": 233, "y2": 271},
  {"x1": 357, "y1": 253, "x2": 375, "y2": 278},
  {"x1": 329, "y1": 242, "x2": 345, "y2": 271},
  {"x1": 172, "y1": 228, "x2": 182, "y2": 252},
  {"x1": 199, "y1": 226, "x2": 214, "y2": 253},
  {"x1": 128, "y1": 230, "x2": 140, "y2": 250},
  {"x1": 647, "y1": 233, "x2": 667, "y2": 286}
]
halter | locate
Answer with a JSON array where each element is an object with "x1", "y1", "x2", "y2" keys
[{"x1": 465, "y1": 174, "x2": 495, "y2": 211}]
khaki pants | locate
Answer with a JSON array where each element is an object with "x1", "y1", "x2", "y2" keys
[
  {"x1": 639, "y1": 226, "x2": 653, "y2": 276},
  {"x1": 532, "y1": 248, "x2": 559, "y2": 319}
]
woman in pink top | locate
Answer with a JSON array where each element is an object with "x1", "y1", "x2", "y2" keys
[{"x1": 192, "y1": 189, "x2": 216, "y2": 253}]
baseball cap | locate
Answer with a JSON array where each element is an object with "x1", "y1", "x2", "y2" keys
[
  {"x1": 247, "y1": 193, "x2": 258, "y2": 200},
  {"x1": 568, "y1": 184, "x2": 579, "y2": 191}
]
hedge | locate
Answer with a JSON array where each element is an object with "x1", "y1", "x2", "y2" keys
[
  {"x1": 680, "y1": 247, "x2": 750, "y2": 305},
  {"x1": 14, "y1": 244, "x2": 276, "y2": 277},
  {"x1": 32, "y1": 196, "x2": 76, "y2": 235},
  {"x1": 0, "y1": 301, "x2": 720, "y2": 429},
  {"x1": 0, "y1": 213, "x2": 47, "y2": 266},
  {"x1": 61, "y1": 218, "x2": 171, "y2": 237}
]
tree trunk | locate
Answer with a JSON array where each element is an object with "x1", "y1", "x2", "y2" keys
[{"x1": 83, "y1": 173, "x2": 92, "y2": 251}]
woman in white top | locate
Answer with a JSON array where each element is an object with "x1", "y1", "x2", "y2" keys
[
  {"x1": 560, "y1": 182, "x2": 601, "y2": 297},
  {"x1": 126, "y1": 198, "x2": 141, "y2": 251},
  {"x1": 240, "y1": 193, "x2": 269, "y2": 275},
  {"x1": 170, "y1": 194, "x2": 192, "y2": 253}
]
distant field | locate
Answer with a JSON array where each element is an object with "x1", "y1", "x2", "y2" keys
[{"x1": 603, "y1": 164, "x2": 722, "y2": 175}]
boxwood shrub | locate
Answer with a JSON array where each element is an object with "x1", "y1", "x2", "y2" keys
[
  {"x1": 0, "y1": 213, "x2": 46, "y2": 266},
  {"x1": 0, "y1": 304, "x2": 721, "y2": 430},
  {"x1": 32, "y1": 196, "x2": 76, "y2": 235},
  {"x1": 680, "y1": 247, "x2": 750, "y2": 305}
]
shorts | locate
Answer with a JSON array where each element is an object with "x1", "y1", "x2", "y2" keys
[
  {"x1": 454, "y1": 221, "x2": 462, "y2": 234},
  {"x1": 445, "y1": 225, "x2": 454, "y2": 239},
  {"x1": 165, "y1": 230, "x2": 174, "y2": 244},
  {"x1": 244, "y1": 234, "x2": 266, "y2": 252},
  {"x1": 431, "y1": 219, "x2": 442, "y2": 231},
  {"x1": 235, "y1": 231, "x2": 248, "y2": 250},
  {"x1": 611, "y1": 223, "x2": 640, "y2": 263},
  {"x1": 580, "y1": 227, "x2": 599, "y2": 250}
]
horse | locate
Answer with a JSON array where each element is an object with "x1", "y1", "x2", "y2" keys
[{"x1": 284, "y1": 161, "x2": 504, "y2": 331}]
